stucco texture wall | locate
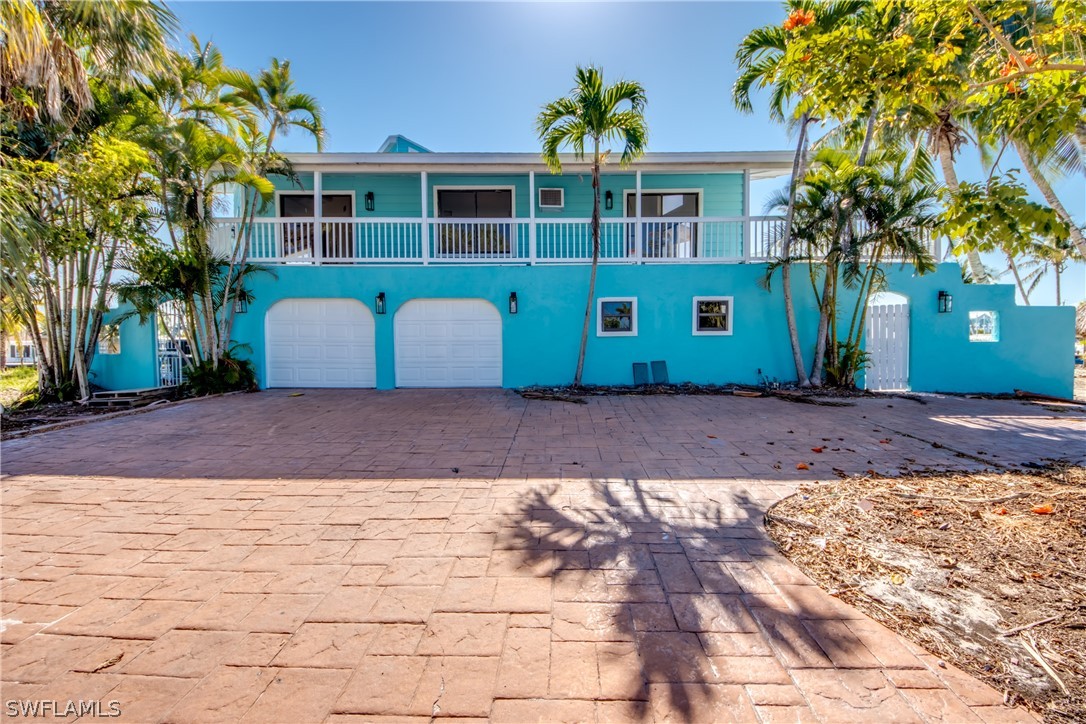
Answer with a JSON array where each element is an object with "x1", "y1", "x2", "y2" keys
[{"x1": 225, "y1": 261, "x2": 1074, "y2": 398}]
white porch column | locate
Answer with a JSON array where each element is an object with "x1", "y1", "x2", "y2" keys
[
  {"x1": 528, "y1": 170, "x2": 536, "y2": 265},
  {"x1": 313, "y1": 171, "x2": 323, "y2": 265},
  {"x1": 742, "y1": 169, "x2": 752, "y2": 262},
  {"x1": 634, "y1": 170, "x2": 643, "y2": 264},
  {"x1": 420, "y1": 171, "x2": 429, "y2": 265}
]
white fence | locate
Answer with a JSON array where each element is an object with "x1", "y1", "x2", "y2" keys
[{"x1": 209, "y1": 216, "x2": 938, "y2": 265}]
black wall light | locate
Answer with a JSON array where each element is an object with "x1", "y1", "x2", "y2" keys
[
  {"x1": 938, "y1": 290, "x2": 953, "y2": 314},
  {"x1": 508, "y1": 292, "x2": 518, "y2": 315},
  {"x1": 604, "y1": 190, "x2": 613, "y2": 210},
  {"x1": 375, "y1": 291, "x2": 386, "y2": 315},
  {"x1": 233, "y1": 295, "x2": 248, "y2": 314},
  {"x1": 364, "y1": 191, "x2": 375, "y2": 212}
]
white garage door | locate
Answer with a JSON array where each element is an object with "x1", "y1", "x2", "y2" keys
[
  {"x1": 395, "y1": 299, "x2": 502, "y2": 387},
  {"x1": 266, "y1": 298, "x2": 376, "y2": 388}
]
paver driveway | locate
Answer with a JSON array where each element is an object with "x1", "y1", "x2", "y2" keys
[{"x1": 2, "y1": 390, "x2": 1082, "y2": 722}]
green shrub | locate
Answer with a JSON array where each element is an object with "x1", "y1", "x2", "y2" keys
[{"x1": 184, "y1": 352, "x2": 257, "y2": 396}]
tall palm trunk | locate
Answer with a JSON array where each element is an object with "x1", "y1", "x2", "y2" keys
[
  {"x1": 937, "y1": 137, "x2": 987, "y2": 279},
  {"x1": 781, "y1": 114, "x2": 812, "y2": 387},
  {"x1": 1006, "y1": 253, "x2": 1031, "y2": 305},
  {"x1": 809, "y1": 266, "x2": 834, "y2": 386},
  {"x1": 1014, "y1": 139, "x2": 1086, "y2": 259},
  {"x1": 573, "y1": 138, "x2": 602, "y2": 387}
]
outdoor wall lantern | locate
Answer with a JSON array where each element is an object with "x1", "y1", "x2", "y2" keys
[
  {"x1": 605, "y1": 190, "x2": 613, "y2": 210},
  {"x1": 938, "y1": 290, "x2": 953, "y2": 314},
  {"x1": 233, "y1": 295, "x2": 248, "y2": 314},
  {"x1": 509, "y1": 292, "x2": 518, "y2": 315},
  {"x1": 365, "y1": 191, "x2": 375, "y2": 212},
  {"x1": 375, "y1": 292, "x2": 386, "y2": 315}
]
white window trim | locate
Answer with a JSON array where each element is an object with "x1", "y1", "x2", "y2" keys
[
  {"x1": 274, "y1": 190, "x2": 356, "y2": 217},
  {"x1": 597, "y1": 297, "x2": 638, "y2": 337},
  {"x1": 538, "y1": 187, "x2": 564, "y2": 209},
  {"x1": 622, "y1": 188, "x2": 703, "y2": 217},
  {"x1": 432, "y1": 185, "x2": 517, "y2": 220},
  {"x1": 692, "y1": 296, "x2": 734, "y2": 336}
]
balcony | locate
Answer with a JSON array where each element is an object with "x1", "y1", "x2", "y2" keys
[
  {"x1": 209, "y1": 216, "x2": 797, "y2": 265},
  {"x1": 210, "y1": 216, "x2": 942, "y2": 266}
]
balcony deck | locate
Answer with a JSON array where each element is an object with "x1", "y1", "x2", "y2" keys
[
  {"x1": 210, "y1": 216, "x2": 940, "y2": 266},
  {"x1": 210, "y1": 216, "x2": 793, "y2": 265}
]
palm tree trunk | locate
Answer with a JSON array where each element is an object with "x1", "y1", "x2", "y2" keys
[
  {"x1": 938, "y1": 138, "x2": 987, "y2": 280},
  {"x1": 1055, "y1": 262, "x2": 1062, "y2": 306},
  {"x1": 1014, "y1": 139, "x2": 1086, "y2": 259},
  {"x1": 781, "y1": 114, "x2": 812, "y2": 387},
  {"x1": 810, "y1": 265, "x2": 834, "y2": 386},
  {"x1": 1006, "y1": 253, "x2": 1031, "y2": 305},
  {"x1": 573, "y1": 139, "x2": 602, "y2": 387}
]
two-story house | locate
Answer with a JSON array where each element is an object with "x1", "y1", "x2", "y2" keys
[{"x1": 92, "y1": 135, "x2": 1075, "y2": 398}]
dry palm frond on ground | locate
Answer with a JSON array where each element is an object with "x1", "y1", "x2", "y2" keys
[{"x1": 767, "y1": 467, "x2": 1086, "y2": 722}]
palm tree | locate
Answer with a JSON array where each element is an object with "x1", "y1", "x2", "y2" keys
[
  {"x1": 0, "y1": 0, "x2": 176, "y2": 124},
  {"x1": 218, "y1": 59, "x2": 325, "y2": 349},
  {"x1": 733, "y1": 0, "x2": 866, "y2": 387},
  {"x1": 537, "y1": 66, "x2": 647, "y2": 387}
]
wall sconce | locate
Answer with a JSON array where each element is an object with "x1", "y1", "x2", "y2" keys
[
  {"x1": 604, "y1": 190, "x2": 613, "y2": 210},
  {"x1": 938, "y1": 290, "x2": 953, "y2": 314},
  {"x1": 375, "y1": 292, "x2": 386, "y2": 315},
  {"x1": 233, "y1": 295, "x2": 248, "y2": 314},
  {"x1": 508, "y1": 292, "x2": 518, "y2": 315},
  {"x1": 365, "y1": 191, "x2": 375, "y2": 212}
]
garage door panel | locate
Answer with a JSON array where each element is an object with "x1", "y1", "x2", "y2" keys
[
  {"x1": 395, "y1": 299, "x2": 502, "y2": 388},
  {"x1": 267, "y1": 298, "x2": 376, "y2": 388}
]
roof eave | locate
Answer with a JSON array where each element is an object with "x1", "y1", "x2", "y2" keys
[{"x1": 282, "y1": 151, "x2": 794, "y2": 180}]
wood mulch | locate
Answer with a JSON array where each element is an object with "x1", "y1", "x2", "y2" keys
[
  {"x1": 766, "y1": 466, "x2": 1086, "y2": 722},
  {"x1": 1, "y1": 401, "x2": 124, "y2": 437}
]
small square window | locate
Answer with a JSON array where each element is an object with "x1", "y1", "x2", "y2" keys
[
  {"x1": 693, "y1": 296, "x2": 733, "y2": 335},
  {"x1": 968, "y1": 311, "x2": 999, "y2": 342},
  {"x1": 597, "y1": 297, "x2": 637, "y2": 336},
  {"x1": 98, "y1": 327, "x2": 121, "y2": 355}
]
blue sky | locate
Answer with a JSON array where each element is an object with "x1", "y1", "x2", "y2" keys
[{"x1": 172, "y1": 0, "x2": 1084, "y2": 305}]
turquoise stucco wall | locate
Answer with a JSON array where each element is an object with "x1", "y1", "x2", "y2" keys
[
  {"x1": 90, "y1": 263, "x2": 1075, "y2": 397},
  {"x1": 88, "y1": 307, "x2": 159, "y2": 391},
  {"x1": 880, "y1": 264, "x2": 1075, "y2": 397},
  {"x1": 218, "y1": 261, "x2": 1073, "y2": 398}
]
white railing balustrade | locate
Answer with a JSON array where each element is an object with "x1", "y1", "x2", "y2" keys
[{"x1": 208, "y1": 215, "x2": 934, "y2": 265}]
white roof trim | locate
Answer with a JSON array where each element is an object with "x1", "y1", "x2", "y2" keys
[{"x1": 284, "y1": 151, "x2": 794, "y2": 180}]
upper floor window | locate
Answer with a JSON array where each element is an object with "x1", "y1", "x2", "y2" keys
[
  {"x1": 278, "y1": 193, "x2": 354, "y2": 260},
  {"x1": 434, "y1": 188, "x2": 514, "y2": 256},
  {"x1": 437, "y1": 189, "x2": 512, "y2": 218},
  {"x1": 626, "y1": 191, "x2": 701, "y2": 258},
  {"x1": 278, "y1": 193, "x2": 353, "y2": 218}
]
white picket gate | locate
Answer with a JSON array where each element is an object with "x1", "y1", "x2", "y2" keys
[{"x1": 865, "y1": 299, "x2": 910, "y2": 391}]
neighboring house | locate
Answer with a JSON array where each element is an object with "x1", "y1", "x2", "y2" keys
[
  {"x1": 91, "y1": 135, "x2": 1076, "y2": 398},
  {"x1": 3, "y1": 321, "x2": 36, "y2": 368}
]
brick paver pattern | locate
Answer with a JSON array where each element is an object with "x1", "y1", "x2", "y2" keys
[{"x1": 2, "y1": 390, "x2": 1082, "y2": 722}]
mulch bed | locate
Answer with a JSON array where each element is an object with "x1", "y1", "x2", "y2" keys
[
  {"x1": 1, "y1": 401, "x2": 124, "y2": 437},
  {"x1": 766, "y1": 467, "x2": 1086, "y2": 722},
  {"x1": 518, "y1": 383, "x2": 887, "y2": 406}
]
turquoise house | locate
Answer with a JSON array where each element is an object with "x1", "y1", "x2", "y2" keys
[{"x1": 92, "y1": 136, "x2": 1076, "y2": 398}]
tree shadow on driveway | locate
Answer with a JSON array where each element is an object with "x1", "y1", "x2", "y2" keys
[{"x1": 498, "y1": 476, "x2": 891, "y2": 721}]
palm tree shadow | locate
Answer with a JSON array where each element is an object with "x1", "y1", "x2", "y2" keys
[{"x1": 503, "y1": 477, "x2": 839, "y2": 720}]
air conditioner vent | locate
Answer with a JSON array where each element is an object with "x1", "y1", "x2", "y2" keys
[{"x1": 538, "y1": 188, "x2": 564, "y2": 209}]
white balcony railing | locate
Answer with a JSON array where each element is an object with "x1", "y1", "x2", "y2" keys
[{"x1": 208, "y1": 216, "x2": 939, "y2": 266}]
